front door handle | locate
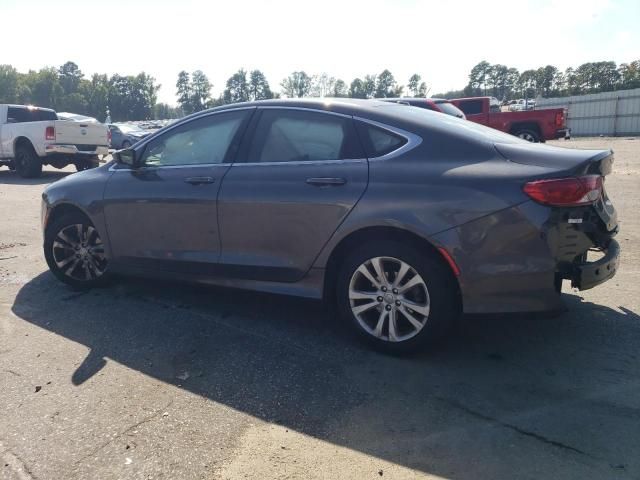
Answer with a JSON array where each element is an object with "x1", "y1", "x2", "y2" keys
[
  {"x1": 305, "y1": 177, "x2": 347, "y2": 186},
  {"x1": 184, "y1": 176, "x2": 215, "y2": 185}
]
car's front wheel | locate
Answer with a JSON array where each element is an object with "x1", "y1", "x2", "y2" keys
[
  {"x1": 44, "y1": 212, "x2": 110, "y2": 289},
  {"x1": 336, "y1": 241, "x2": 458, "y2": 353}
]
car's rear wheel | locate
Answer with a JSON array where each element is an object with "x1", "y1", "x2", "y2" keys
[
  {"x1": 14, "y1": 143, "x2": 42, "y2": 178},
  {"x1": 336, "y1": 240, "x2": 458, "y2": 353},
  {"x1": 44, "y1": 212, "x2": 110, "y2": 289}
]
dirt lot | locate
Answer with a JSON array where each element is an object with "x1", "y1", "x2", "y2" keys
[{"x1": 0, "y1": 138, "x2": 639, "y2": 480}]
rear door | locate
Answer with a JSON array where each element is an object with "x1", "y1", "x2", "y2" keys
[{"x1": 217, "y1": 107, "x2": 368, "y2": 282}]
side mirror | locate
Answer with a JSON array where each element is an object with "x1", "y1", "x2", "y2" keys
[{"x1": 117, "y1": 148, "x2": 138, "y2": 167}]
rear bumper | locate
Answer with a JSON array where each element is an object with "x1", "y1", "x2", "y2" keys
[
  {"x1": 565, "y1": 239, "x2": 620, "y2": 290},
  {"x1": 555, "y1": 128, "x2": 571, "y2": 139},
  {"x1": 45, "y1": 145, "x2": 109, "y2": 156}
]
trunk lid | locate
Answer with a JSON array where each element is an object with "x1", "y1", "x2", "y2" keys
[
  {"x1": 496, "y1": 142, "x2": 617, "y2": 232},
  {"x1": 53, "y1": 120, "x2": 109, "y2": 147}
]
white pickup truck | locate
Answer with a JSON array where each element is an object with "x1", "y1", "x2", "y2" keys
[{"x1": 0, "y1": 104, "x2": 109, "y2": 178}]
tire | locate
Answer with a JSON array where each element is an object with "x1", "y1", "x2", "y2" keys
[
  {"x1": 121, "y1": 140, "x2": 131, "y2": 149},
  {"x1": 44, "y1": 211, "x2": 111, "y2": 290},
  {"x1": 336, "y1": 240, "x2": 459, "y2": 354},
  {"x1": 514, "y1": 128, "x2": 540, "y2": 143},
  {"x1": 75, "y1": 156, "x2": 100, "y2": 172},
  {"x1": 14, "y1": 143, "x2": 43, "y2": 178}
]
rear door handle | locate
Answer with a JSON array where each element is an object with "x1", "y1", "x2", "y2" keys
[
  {"x1": 305, "y1": 177, "x2": 347, "y2": 186},
  {"x1": 184, "y1": 176, "x2": 215, "y2": 185}
]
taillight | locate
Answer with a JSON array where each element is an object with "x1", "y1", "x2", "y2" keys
[
  {"x1": 107, "y1": 129, "x2": 112, "y2": 145},
  {"x1": 555, "y1": 111, "x2": 564, "y2": 127},
  {"x1": 45, "y1": 126, "x2": 55, "y2": 140},
  {"x1": 524, "y1": 175, "x2": 603, "y2": 206}
]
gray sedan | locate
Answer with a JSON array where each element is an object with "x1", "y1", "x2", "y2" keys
[
  {"x1": 108, "y1": 123, "x2": 151, "y2": 149},
  {"x1": 41, "y1": 99, "x2": 620, "y2": 353}
]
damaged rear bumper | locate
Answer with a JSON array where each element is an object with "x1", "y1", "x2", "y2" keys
[{"x1": 565, "y1": 239, "x2": 620, "y2": 290}]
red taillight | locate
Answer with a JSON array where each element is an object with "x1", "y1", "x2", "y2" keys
[
  {"x1": 524, "y1": 175, "x2": 603, "y2": 206},
  {"x1": 45, "y1": 126, "x2": 55, "y2": 140},
  {"x1": 555, "y1": 111, "x2": 564, "y2": 128},
  {"x1": 107, "y1": 129, "x2": 112, "y2": 145}
]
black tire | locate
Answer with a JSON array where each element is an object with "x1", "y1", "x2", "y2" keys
[
  {"x1": 75, "y1": 156, "x2": 100, "y2": 172},
  {"x1": 44, "y1": 211, "x2": 111, "y2": 290},
  {"x1": 14, "y1": 143, "x2": 43, "y2": 178},
  {"x1": 514, "y1": 128, "x2": 540, "y2": 143},
  {"x1": 121, "y1": 140, "x2": 131, "y2": 149},
  {"x1": 336, "y1": 240, "x2": 459, "y2": 354}
]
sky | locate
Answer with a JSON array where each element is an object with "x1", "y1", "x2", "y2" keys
[{"x1": 2, "y1": 0, "x2": 638, "y2": 105}]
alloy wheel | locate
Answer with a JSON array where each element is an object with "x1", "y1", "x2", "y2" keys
[
  {"x1": 348, "y1": 256, "x2": 430, "y2": 342},
  {"x1": 52, "y1": 223, "x2": 107, "y2": 281}
]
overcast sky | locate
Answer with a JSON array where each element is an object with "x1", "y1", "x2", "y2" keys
[{"x1": 2, "y1": 0, "x2": 638, "y2": 104}]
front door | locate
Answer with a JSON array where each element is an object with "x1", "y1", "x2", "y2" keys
[
  {"x1": 103, "y1": 109, "x2": 253, "y2": 274},
  {"x1": 218, "y1": 107, "x2": 368, "y2": 282}
]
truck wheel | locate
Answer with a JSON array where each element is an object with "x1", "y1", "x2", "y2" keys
[
  {"x1": 75, "y1": 156, "x2": 100, "y2": 172},
  {"x1": 515, "y1": 129, "x2": 540, "y2": 143},
  {"x1": 14, "y1": 143, "x2": 43, "y2": 178}
]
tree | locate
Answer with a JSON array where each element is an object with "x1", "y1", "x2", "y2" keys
[
  {"x1": 0, "y1": 65, "x2": 20, "y2": 103},
  {"x1": 280, "y1": 71, "x2": 312, "y2": 98},
  {"x1": 332, "y1": 79, "x2": 348, "y2": 97},
  {"x1": 311, "y1": 73, "x2": 337, "y2": 97},
  {"x1": 58, "y1": 61, "x2": 83, "y2": 95},
  {"x1": 417, "y1": 82, "x2": 429, "y2": 98},
  {"x1": 349, "y1": 78, "x2": 366, "y2": 98},
  {"x1": 408, "y1": 74, "x2": 422, "y2": 96},
  {"x1": 467, "y1": 60, "x2": 492, "y2": 95},
  {"x1": 374, "y1": 69, "x2": 397, "y2": 98},
  {"x1": 363, "y1": 74, "x2": 377, "y2": 98},
  {"x1": 619, "y1": 60, "x2": 640, "y2": 89},
  {"x1": 223, "y1": 69, "x2": 250, "y2": 104},
  {"x1": 248, "y1": 70, "x2": 273, "y2": 100},
  {"x1": 176, "y1": 70, "x2": 192, "y2": 114},
  {"x1": 191, "y1": 70, "x2": 212, "y2": 112},
  {"x1": 24, "y1": 68, "x2": 64, "y2": 109},
  {"x1": 517, "y1": 70, "x2": 538, "y2": 98}
]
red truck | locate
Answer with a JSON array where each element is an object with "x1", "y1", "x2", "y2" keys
[{"x1": 449, "y1": 96, "x2": 570, "y2": 143}]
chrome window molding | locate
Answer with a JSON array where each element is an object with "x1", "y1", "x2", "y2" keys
[
  {"x1": 353, "y1": 116, "x2": 423, "y2": 161},
  {"x1": 232, "y1": 158, "x2": 367, "y2": 167},
  {"x1": 109, "y1": 162, "x2": 232, "y2": 172}
]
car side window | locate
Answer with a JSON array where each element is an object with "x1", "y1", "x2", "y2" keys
[
  {"x1": 140, "y1": 111, "x2": 247, "y2": 167},
  {"x1": 355, "y1": 122, "x2": 407, "y2": 158},
  {"x1": 457, "y1": 100, "x2": 483, "y2": 115},
  {"x1": 247, "y1": 109, "x2": 362, "y2": 163}
]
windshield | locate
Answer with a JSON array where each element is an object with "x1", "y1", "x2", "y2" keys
[{"x1": 434, "y1": 101, "x2": 465, "y2": 118}]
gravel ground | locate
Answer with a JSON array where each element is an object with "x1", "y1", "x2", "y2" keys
[{"x1": 0, "y1": 137, "x2": 639, "y2": 480}]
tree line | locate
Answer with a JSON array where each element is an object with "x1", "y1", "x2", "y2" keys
[
  {"x1": 1, "y1": 59, "x2": 638, "y2": 122},
  {"x1": 433, "y1": 59, "x2": 640, "y2": 100}
]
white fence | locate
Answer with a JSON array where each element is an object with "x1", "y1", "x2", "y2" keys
[{"x1": 536, "y1": 88, "x2": 640, "y2": 137}]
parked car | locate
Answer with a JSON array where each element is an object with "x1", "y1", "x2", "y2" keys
[
  {"x1": 57, "y1": 112, "x2": 100, "y2": 123},
  {"x1": 450, "y1": 96, "x2": 566, "y2": 142},
  {"x1": 380, "y1": 98, "x2": 466, "y2": 119},
  {"x1": 108, "y1": 123, "x2": 152, "y2": 149},
  {"x1": 0, "y1": 104, "x2": 109, "y2": 177},
  {"x1": 41, "y1": 99, "x2": 619, "y2": 353}
]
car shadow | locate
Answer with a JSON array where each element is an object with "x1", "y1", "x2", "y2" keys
[
  {"x1": 0, "y1": 169, "x2": 72, "y2": 185},
  {"x1": 11, "y1": 272, "x2": 640, "y2": 478}
]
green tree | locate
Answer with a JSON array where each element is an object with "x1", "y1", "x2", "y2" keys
[
  {"x1": 176, "y1": 70, "x2": 192, "y2": 114},
  {"x1": 408, "y1": 74, "x2": 422, "y2": 96},
  {"x1": 248, "y1": 70, "x2": 273, "y2": 100},
  {"x1": 280, "y1": 71, "x2": 312, "y2": 98},
  {"x1": 24, "y1": 68, "x2": 64, "y2": 109},
  {"x1": 374, "y1": 69, "x2": 397, "y2": 98},
  {"x1": 0, "y1": 65, "x2": 20, "y2": 103},
  {"x1": 58, "y1": 61, "x2": 83, "y2": 95},
  {"x1": 332, "y1": 79, "x2": 348, "y2": 97},
  {"x1": 349, "y1": 78, "x2": 366, "y2": 98},
  {"x1": 619, "y1": 60, "x2": 640, "y2": 89},
  {"x1": 363, "y1": 74, "x2": 377, "y2": 98},
  {"x1": 417, "y1": 82, "x2": 429, "y2": 97},
  {"x1": 191, "y1": 70, "x2": 212, "y2": 112},
  {"x1": 223, "y1": 69, "x2": 250, "y2": 104},
  {"x1": 311, "y1": 73, "x2": 337, "y2": 97},
  {"x1": 467, "y1": 60, "x2": 492, "y2": 95}
]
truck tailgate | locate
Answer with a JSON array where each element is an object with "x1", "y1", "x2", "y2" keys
[{"x1": 54, "y1": 120, "x2": 109, "y2": 147}]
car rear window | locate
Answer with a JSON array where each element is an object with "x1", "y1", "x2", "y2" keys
[
  {"x1": 356, "y1": 122, "x2": 407, "y2": 158},
  {"x1": 7, "y1": 107, "x2": 57, "y2": 122},
  {"x1": 434, "y1": 101, "x2": 465, "y2": 118}
]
